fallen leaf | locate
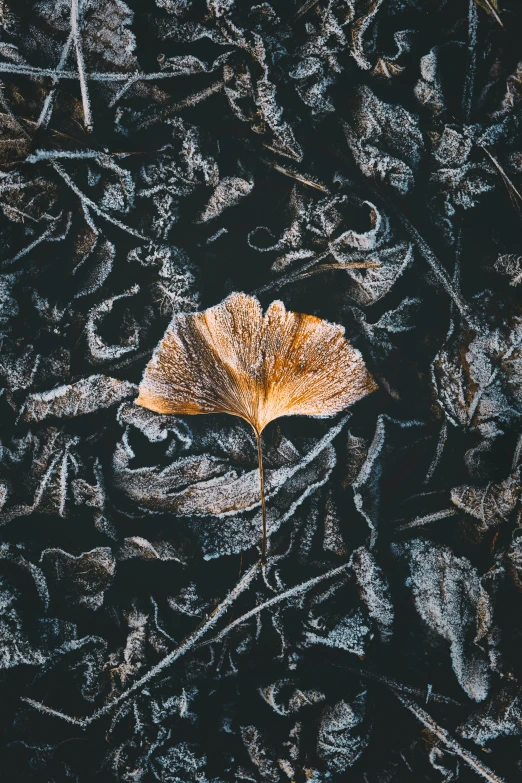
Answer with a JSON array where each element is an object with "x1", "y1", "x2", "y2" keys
[{"x1": 136, "y1": 292, "x2": 375, "y2": 560}]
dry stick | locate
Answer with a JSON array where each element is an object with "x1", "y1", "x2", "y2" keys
[
  {"x1": 37, "y1": 32, "x2": 73, "y2": 130},
  {"x1": 463, "y1": 0, "x2": 479, "y2": 123},
  {"x1": 392, "y1": 690, "x2": 506, "y2": 783},
  {"x1": 389, "y1": 208, "x2": 478, "y2": 328},
  {"x1": 51, "y1": 161, "x2": 147, "y2": 240},
  {"x1": 70, "y1": 0, "x2": 92, "y2": 132},
  {"x1": 474, "y1": 0, "x2": 503, "y2": 26},
  {"x1": 199, "y1": 561, "x2": 352, "y2": 648},
  {"x1": 337, "y1": 665, "x2": 462, "y2": 706},
  {"x1": 255, "y1": 430, "x2": 268, "y2": 564},
  {"x1": 22, "y1": 561, "x2": 262, "y2": 726},
  {"x1": 395, "y1": 507, "x2": 457, "y2": 532},
  {"x1": 255, "y1": 254, "x2": 378, "y2": 296},
  {"x1": 3, "y1": 215, "x2": 64, "y2": 266},
  {"x1": 482, "y1": 147, "x2": 522, "y2": 205},
  {"x1": 0, "y1": 63, "x2": 218, "y2": 82},
  {"x1": 262, "y1": 160, "x2": 329, "y2": 192},
  {"x1": 289, "y1": 261, "x2": 380, "y2": 282},
  {"x1": 292, "y1": 0, "x2": 321, "y2": 21},
  {"x1": 137, "y1": 81, "x2": 224, "y2": 130}
]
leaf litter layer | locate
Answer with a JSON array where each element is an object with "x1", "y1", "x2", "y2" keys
[{"x1": 1, "y1": 1, "x2": 522, "y2": 782}]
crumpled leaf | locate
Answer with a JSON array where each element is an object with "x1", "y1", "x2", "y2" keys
[
  {"x1": 344, "y1": 86, "x2": 423, "y2": 195},
  {"x1": 40, "y1": 547, "x2": 115, "y2": 610},
  {"x1": 198, "y1": 176, "x2": 253, "y2": 222},
  {"x1": 21, "y1": 375, "x2": 137, "y2": 422},
  {"x1": 451, "y1": 473, "x2": 520, "y2": 532},
  {"x1": 317, "y1": 692, "x2": 369, "y2": 772},
  {"x1": 259, "y1": 679, "x2": 325, "y2": 716},
  {"x1": 351, "y1": 546, "x2": 394, "y2": 641},
  {"x1": 113, "y1": 418, "x2": 340, "y2": 558},
  {"x1": 270, "y1": 196, "x2": 413, "y2": 306},
  {"x1": 459, "y1": 687, "x2": 522, "y2": 745},
  {"x1": 431, "y1": 319, "x2": 522, "y2": 438},
  {"x1": 393, "y1": 538, "x2": 493, "y2": 702},
  {"x1": 86, "y1": 287, "x2": 141, "y2": 363}
]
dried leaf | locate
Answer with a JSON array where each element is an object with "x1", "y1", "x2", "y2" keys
[
  {"x1": 136, "y1": 292, "x2": 376, "y2": 434},
  {"x1": 40, "y1": 547, "x2": 115, "y2": 610}
]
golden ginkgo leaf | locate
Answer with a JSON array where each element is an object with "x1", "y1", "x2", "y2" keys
[{"x1": 136, "y1": 292, "x2": 377, "y2": 561}]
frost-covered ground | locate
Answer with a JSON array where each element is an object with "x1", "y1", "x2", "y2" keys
[{"x1": 1, "y1": 1, "x2": 522, "y2": 781}]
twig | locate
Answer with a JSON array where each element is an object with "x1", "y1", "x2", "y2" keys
[
  {"x1": 395, "y1": 508, "x2": 457, "y2": 532},
  {"x1": 424, "y1": 419, "x2": 448, "y2": 484},
  {"x1": 137, "y1": 81, "x2": 224, "y2": 129},
  {"x1": 262, "y1": 160, "x2": 329, "y2": 192},
  {"x1": 0, "y1": 62, "x2": 221, "y2": 82},
  {"x1": 22, "y1": 561, "x2": 261, "y2": 726},
  {"x1": 70, "y1": 0, "x2": 92, "y2": 132},
  {"x1": 292, "y1": 0, "x2": 321, "y2": 21},
  {"x1": 482, "y1": 147, "x2": 522, "y2": 206},
  {"x1": 392, "y1": 691, "x2": 506, "y2": 783},
  {"x1": 463, "y1": 0, "x2": 479, "y2": 122},
  {"x1": 337, "y1": 665, "x2": 462, "y2": 705},
  {"x1": 37, "y1": 32, "x2": 74, "y2": 130},
  {"x1": 390, "y1": 208, "x2": 477, "y2": 328},
  {"x1": 51, "y1": 161, "x2": 147, "y2": 240},
  {"x1": 3, "y1": 215, "x2": 64, "y2": 267},
  {"x1": 474, "y1": 0, "x2": 503, "y2": 27},
  {"x1": 199, "y1": 561, "x2": 352, "y2": 648}
]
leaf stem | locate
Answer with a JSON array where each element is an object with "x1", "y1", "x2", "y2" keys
[{"x1": 255, "y1": 429, "x2": 268, "y2": 564}]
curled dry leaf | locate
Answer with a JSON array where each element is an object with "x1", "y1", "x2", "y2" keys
[{"x1": 136, "y1": 292, "x2": 376, "y2": 560}]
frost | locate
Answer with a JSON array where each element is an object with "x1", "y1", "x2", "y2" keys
[
  {"x1": 317, "y1": 692, "x2": 369, "y2": 772},
  {"x1": 198, "y1": 176, "x2": 253, "y2": 222},
  {"x1": 394, "y1": 539, "x2": 493, "y2": 702},
  {"x1": 345, "y1": 86, "x2": 423, "y2": 195},
  {"x1": 21, "y1": 375, "x2": 137, "y2": 421},
  {"x1": 351, "y1": 547, "x2": 394, "y2": 640},
  {"x1": 40, "y1": 547, "x2": 115, "y2": 610}
]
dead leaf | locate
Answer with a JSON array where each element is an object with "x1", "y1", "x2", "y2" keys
[
  {"x1": 136, "y1": 292, "x2": 375, "y2": 561},
  {"x1": 136, "y1": 292, "x2": 376, "y2": 434}
]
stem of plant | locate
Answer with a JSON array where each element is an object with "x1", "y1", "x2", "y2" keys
[{"x1": 255, "y1": 429, "x2": 267, "y2": 564}]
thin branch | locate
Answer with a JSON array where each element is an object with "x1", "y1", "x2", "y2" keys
[
  {"x1": 0, "y1": 62, "x2": 220, "y2": 82},
  {"x1": 463, "y1": 0, "x2": 479, "y2": 122},
  {"x1": 3, "y1": 215, "x2": 64, "y2": 267},
  {"x1": 336, "y1": 665, "x2": 462, "y2": 705},
  {"x1": 424, "y1": 419, "x2": 448, "y2": 484},
  {"x1": 199, "y1": 561, "x2": 353, "y2": 648},
  {"x1": 51, "y1": 161, "x2": 147, "y2": 240},
  {"x1": 482, "y1": 146, "x2": 522, "y2": 206},
  {"x1": 22, "y1": 561, "x2": 261, "y2": 726},
  {"x1": 70, "y1": 0, "x2": 92, "y2": 132},
  {"x1": 390, "y1": 207, "x2": 478, "y2": 328},
  {"x1": 292, "y1": 0, "x2": 321, "y2": 21},
  {"x1": 395, "y1": 508, "x2": 457, "y2": 532},
  {"x1": 37, "y1": 31, "x2": 73, "y2": 130},
  {"x1": 137, "y1": 81, "x2": 224, "y2": 130},
  {"x1": 262, "y1": 159, "x2": 329, "y2": 192},
  {"x1": 255, "y1": 253, "x2": 380, "y2": 296},
  {"x1": 474, "y1": 0, "x2": 503, "y2": 26},
  {"x1": 392, "y1": 691, "x2": 506, "y2": 783}
]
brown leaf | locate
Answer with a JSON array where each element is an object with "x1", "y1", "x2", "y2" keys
[{"x1": 136, "y1": 292, "x2": 376, "y2": 435}]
